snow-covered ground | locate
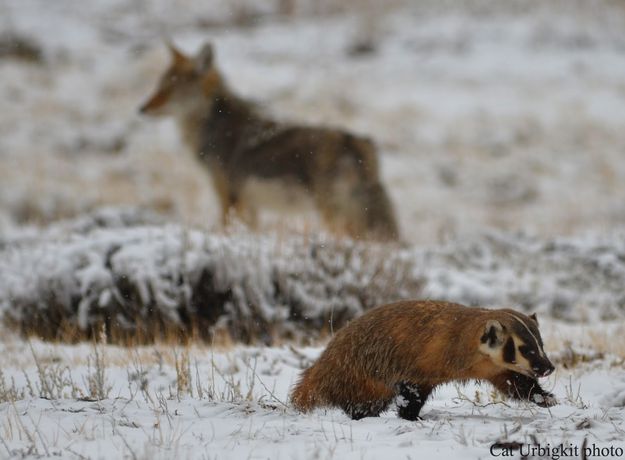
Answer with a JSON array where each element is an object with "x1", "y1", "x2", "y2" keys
[
  {"x1": 1, "y1": 321, "x2": 625, "y2": 460},
  {"x1": 3, "y1": 0, "x2": 625, "y2": 458},
  {"x1": 2, "y1": 0, "x2": 625, "y2": 241},
  {"x1": 3, "y1": 222, "x2": 625, "y2": 459}
]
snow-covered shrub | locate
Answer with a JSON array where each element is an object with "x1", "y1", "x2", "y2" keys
[
  {"x1": 417, "y1": 231, "x2": 625, "y2": 321},
  {"x1": 3, "y1": 210, "x2": 625, "y2": 344},
  {"x1": 0, "y1": 213, "x2": 421, "y2": 344}
]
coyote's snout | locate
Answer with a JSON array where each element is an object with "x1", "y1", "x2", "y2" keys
[{"x1": 140, "y1": 42, "x2": 399, "y2": 240}]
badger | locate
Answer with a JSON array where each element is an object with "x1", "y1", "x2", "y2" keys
[{"x1": 291, "y1": 300, "x2": 556, "y2": 420}]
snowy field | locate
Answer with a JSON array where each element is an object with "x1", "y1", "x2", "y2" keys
[
  {"x1": 3, "y1": 0, "x2": 625, "y2": 458},
  {"x1": 2, "y1": 0, "x2": 625, "y2": 241},
  {"x1": 1, "y1": 322, "x2": 625, "y2": 460}
]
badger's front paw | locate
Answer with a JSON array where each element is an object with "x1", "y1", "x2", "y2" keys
[{"x1": 533, "y1": 392, "x2": 557, "y2": 407}]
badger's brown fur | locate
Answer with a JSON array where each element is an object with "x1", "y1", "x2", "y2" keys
[{"x1": 291, "y1": 300, "x2": 556, "y2": 420}]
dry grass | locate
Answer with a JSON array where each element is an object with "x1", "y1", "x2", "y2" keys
[
  {"x1": 4, "y1": 226, "x2": 422, "y2": 347},
  {"x1": 541, "y1": 320, "x2": 625, "y2": 374},
  {"x1": 0, "y1": 147, "x2": 217, "y2": 228},
  {"x1": 0, "y1": 336, "x2": 297, "y2": 459},
  {"x1": 0, "y1": 32, "x2": 43, "y2": 63},
  {"x1": 0, "y1": 335, "x2": 297, "y2": 419}
]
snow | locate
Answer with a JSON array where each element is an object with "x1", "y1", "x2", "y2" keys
[
  {"x1": 2, "y1": 0, "x2": 625, "y2": 241},
  {"x1": 0, "y1": 214, "x2": 420, "y2": 341},
  {"x1": 3, "y1": 212, "x2": 625, "y2": 341},
  {"x1": 3, "y1": 0, "x2": 625, "y2": 458},
  {"x1": 1, "y1": 331, "x2": 625, "y2": 459}
]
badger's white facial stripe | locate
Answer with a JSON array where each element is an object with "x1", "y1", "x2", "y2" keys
[
  {"x1": 479, "y1": 331, "x2": 533, "y2": 376},
  {"x1": 479, "y1": 314, "x2": 549, "y2": 378},
  {"x1": 502, "y1": 312, "x2": 547, "y2": 359}
]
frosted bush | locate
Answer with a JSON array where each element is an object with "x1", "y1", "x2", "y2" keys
[
  {"x1": 2, "y1": 210, "x2": 625, "y2": 344},
  {"x1": 0, "y1": 210, "x2": 421, "y2": 343}
]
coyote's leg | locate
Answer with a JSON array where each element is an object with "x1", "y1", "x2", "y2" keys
[
  {"x1": 313, "y1": 178, "x2": 398, "y2": 241},
  {"x1": 352, "y1": 182, "x2": 399, "y2": 241},
  {"x1": 312, "y1": 185, "x2": 349, "y2": 237},
  {"x1": 208, "y1": 166, "x2": 256, "y2": 228},
  {"x1": 231, "y1": 194, "x2": 258, "y2": 228},
  {"x1": 208, "y1": 166, "x2": 234, "y2": 226}
]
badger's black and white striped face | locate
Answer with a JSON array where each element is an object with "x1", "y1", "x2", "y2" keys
[{"x1": 479, "y1": 311, "x2": 555, "y2": 378}]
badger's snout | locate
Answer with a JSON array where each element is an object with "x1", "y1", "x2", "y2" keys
[{"x1": 533, "y1": 359, "x2": 555, "y2": 378}]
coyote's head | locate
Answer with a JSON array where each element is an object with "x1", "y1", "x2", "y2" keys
[{"x1": 139, "y1": 42, "x2": 221, "y2": 116}]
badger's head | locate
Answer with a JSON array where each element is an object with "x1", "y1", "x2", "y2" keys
[{"x1": 479, "y1": 310, "x2": 554, "y2": 378}]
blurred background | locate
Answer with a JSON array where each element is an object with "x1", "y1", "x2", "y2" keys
[
  {"x1": 3, "y1": 4, "x2": 625, "y2": 454},
  {"x1": 2, "y1": 0, "x2": 625, "y2": 244}
]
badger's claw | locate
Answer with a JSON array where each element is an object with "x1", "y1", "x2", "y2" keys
[{"x1": 533, "y1": 392, "x2": 557, "y2": 407}]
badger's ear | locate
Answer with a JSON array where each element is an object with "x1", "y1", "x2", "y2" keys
[
  {"x1": 481, "y1": 320, "x2": 505, "y2": 348},
  {"x1": 196, "y1": 42, "x2": 215, "y2": 73},
  {"x1": 529, "y1": 313, "x2": 538, "y2": 325}
]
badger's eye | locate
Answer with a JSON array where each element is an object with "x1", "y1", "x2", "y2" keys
[{"x1": 518, "y1": 345, "x2": 534, "y2": 358}]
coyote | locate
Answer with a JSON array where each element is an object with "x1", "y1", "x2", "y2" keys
[{"x1": 140, "y1": 42, "x2": 399, "y2": 240}]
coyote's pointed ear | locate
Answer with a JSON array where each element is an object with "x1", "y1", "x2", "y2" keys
[
  {"x1": 167, "y1": 41, "x2": 190, "y2": 67},
  {"x1": 196, "y1": 42, "x2": 214, "y2": 73},
  {"x1": 529, "y1": 313, "x2": 538, "y2": 325},
  {"x1": 480, "y1": 320, "x2": 506, "y2": 348}
]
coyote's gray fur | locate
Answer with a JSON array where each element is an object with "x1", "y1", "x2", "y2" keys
[{"x1": 140, "y1": 42, "x2": 399, "y2": 240}]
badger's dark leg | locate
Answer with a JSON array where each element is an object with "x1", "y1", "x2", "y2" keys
[
  {"x1": 395, "y1": 382, "x2": 433, "y2": 420},
  {"x1": 337, "y1": 378, "x2": 395, "y2": 420},
  {"x1": 342, "y1": 399, "x2": 392, "y2": 420},
  {"x1": 489, "y1": 371, "x2": 556, "y2": 407}
]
